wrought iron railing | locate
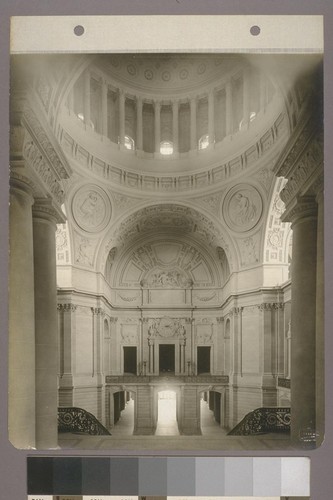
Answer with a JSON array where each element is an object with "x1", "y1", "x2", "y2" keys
[
  {"x1": 58, "y1": 407, "x2": 111, "y2": 435},
  {"x1": 228, "y1": 407, "x2": 291, "y2": 435}
]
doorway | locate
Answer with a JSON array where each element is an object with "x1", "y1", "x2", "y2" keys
[
  {"x1": 155, "y1": 390, "x2": 179, "y2": 435},
  {"x1": 159, "y1": 344, "x2": 175, "y2": 374},
  {"x1": 123, "y1": 346, "x2": 137, "y2": 374},
  {"x1": 197, "y1": 346, "x2": 211, "y2": 374}
]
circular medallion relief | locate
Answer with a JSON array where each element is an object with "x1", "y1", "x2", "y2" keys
[
  {"x1": 223, "y1": 184, "x2": 262, "y2": 232},
  {"x1": 72, "y1": 185, "x2": 111, "y2": 233},
  {"x1": 159, "y1": 317, "x2": 176, "y2": 338}
]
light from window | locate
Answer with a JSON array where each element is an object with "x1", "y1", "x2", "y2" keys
[
  {"x1": 199, "y1": 134, "x2": 209, "y2": 150},
  {"x1": 77, "y1": 112, "x2": 84, "y2": 121},
  {"x1": 124, "y1": 135, "x2": 135, "y2": 150},
  {"x1": 160, "y1": 140, "x2": 173, "y2": 155},
  {"x1": 250, "y1": 111, "x2": 256, "y2": 122}
]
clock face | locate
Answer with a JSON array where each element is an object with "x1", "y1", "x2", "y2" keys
[{"x1": 159, "y1": 317, "x2": 175, "y2": 337}]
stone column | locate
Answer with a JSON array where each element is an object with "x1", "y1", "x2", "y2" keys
[
  {"x1": 136, "y1": 96, "x2": 143, "y2": 150},
  {"x1": 154, "y1": 100, "x2": 161, "y2": 153},
  {"x1": 58, "y1": 303, "x2": 77, "y2": 407},
  {"x1": 216, "y1": 317, "x2": 224, "y2": 374},
  {"x1": 225, "y1": 79, "x2": 233, "y2": 135},
  {"x1": 101, "y1": 79, "x2": 108, "y2": 137},
  {"x1": 9, "y1": 176, "x2": 36, "y2": 449},
  {"x1": 288, "y1": 197, "x2": 318, "y2": 445},
  {"x1": 258, "y1": 303, "x2": 278, "y2": 406},
  {"x1": 208, "y1": 90, "x2": 215, "y2": 144},
  {"x1": 172, "y1": 100, "x2": 179, "y2": 153},
  {"x1": 32, "y1": 200, "x2": 59, "y2": 449},
  {"x1": 84, "y1": 70, "x2": 91, "y2": 126},
  {"x1": 190, "y1": 97, "x2": 197, "y2": 150},
  {"x1": 119, "y1": 90, "x2": 125, "y2": 146}
]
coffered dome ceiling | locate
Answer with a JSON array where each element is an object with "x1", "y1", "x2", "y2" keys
[{"x1": 95, "y1": 54, "x2": 243, "y2": 94}]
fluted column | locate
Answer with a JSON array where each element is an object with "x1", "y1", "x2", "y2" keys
[
  {"x1": 208, "y1": 90, "x2": 215, "y2": 144},
  {"x1": 9, "y1": 177, "x2": 36, "y2": 448},
  {"x1": 288, "y1": 197, "x2": 318, "y2": 445},
  {"x1": 154, "y1": 100, "x2": 161, "y2": 153},
  {"x1": 101, "y1": 79, "x2": 108, "y2": 137},
  {"x1": 225, "y1": 79, "x2": 233, "y2": 135},
  {"x1": 172, "y1": 100, "x2": 179, "y2": 153},
  {"x1": 136, "y1": 96, "x2": 143, "y2": 150},
  {"x1": 119, "y1": 90, "x2": 125, "y2": 146},
  {"x1": 33, "y1": 200, "x2": 59, "y2": 448},
  {"x1": 84, "y1": 71, "x2": 91, "y2": 126},
  {"x1": 190, "y1": 97, "x2": 197, "y2": 150}
]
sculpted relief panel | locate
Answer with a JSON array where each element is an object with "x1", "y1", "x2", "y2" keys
[
  {"x1": 223, "y1": 184, "x2": 263, "y2": 232},
  {"x1": 72, "y1": 184, "x2": 111, "y2": 233}
]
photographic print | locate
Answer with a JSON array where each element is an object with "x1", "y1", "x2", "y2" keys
[{"x1": 8, "y1": 16, "x2": 324, "y2": 451}]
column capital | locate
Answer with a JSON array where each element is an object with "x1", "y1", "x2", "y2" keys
[
  {"x1": 216, "y1": 316, "x2": 224, "y2": 324},
  {"x1": 91, "y1": 307, "x2": 105, "y2": 316},
  {"x1": 232, "y1": 306, "x2": 243, "y2": 316},
  {"x1": 32, "y1": 198, "x2": 65, "y2": 225},
  {"x1": 110, "y1": 316, "x2": 118, "y2": 323},
  {"x1": 10, "y1": 171, "x2": 35, "y2": 201},
  {"x1": 57, "y1": 303, "x2": 77, "y2": 312},
  {"x1": 281, "y1": 195, "x2": 317, "y2": 226}
]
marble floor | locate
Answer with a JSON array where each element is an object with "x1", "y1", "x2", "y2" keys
[{"x1": 58, "y1": 398, "x2": 294, "y2": 451}]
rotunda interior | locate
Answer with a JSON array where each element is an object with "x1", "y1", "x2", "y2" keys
[{"x1": 9, "y1": 52, "x2": 323, "y2": 449}]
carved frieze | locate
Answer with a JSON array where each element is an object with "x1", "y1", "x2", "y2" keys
[
  {"x1": 147, "y1": 317, "x2": 186, "y2": 339},
  {"x1": 22, "y1": 106, "x2": 71, "y2": 180},
  {"x1": 223, "y1": 184, "x2": 263, "y2": 233},
  {"x1": 23, "y1": 136, "x2": 65, "y2": 205}
]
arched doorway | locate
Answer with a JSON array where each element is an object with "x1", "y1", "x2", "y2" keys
[
  {"x1": 200, "y1": 389, "x2": 226, "y2": 435},
  {"x1": 155, "y1": 389, "x2": 180, "y2": 435},
  {"x1": 108, "y1": 390, "x2": 135, "y2": 435}
]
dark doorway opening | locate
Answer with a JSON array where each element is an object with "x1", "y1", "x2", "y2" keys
[
  {"x1": 123, "y1": 346, "x2": 137, "y2": 374},
  {"x1": 197, "y1": 346, "x2": 211, "y2": 374},
  {"x1": 159, "y1": 344, "x2": 175, "y2": 374}
]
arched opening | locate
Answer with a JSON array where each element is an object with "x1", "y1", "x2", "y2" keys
[
  {"x1": 109, "y1": 390, "x2": 135, "y2": 436},
  {"x1": 200, "y1": 390, "x2": 227, "y2": 436},
  {"x1": 155, "y1": 389, "x2": 179, "y2": 435}
]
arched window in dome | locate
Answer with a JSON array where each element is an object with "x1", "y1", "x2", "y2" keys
[
  {"x1": 160, "y1": 140, "x2": 174, "y2": 155},
  {"x1": 198, "y1": 134, "x2": 210, "y2": 150},
  {"x1": 124, "y1": 135, "x2": 135, "y2": 150}
]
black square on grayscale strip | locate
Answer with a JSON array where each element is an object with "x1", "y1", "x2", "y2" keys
[
  {"x1": 53, "y1": 458, "x2": 82, "y2": 495},
  {"x1": 27, "y1": 457, "x2": 54, "y2": 495}
]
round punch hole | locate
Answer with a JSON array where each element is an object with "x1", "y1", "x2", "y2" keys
[
  {"x1": 250, "y1": 25, "x2": 261, "y2": 36},
  {"x1": 74, "y1": 25, "x2": 85, "y2": 36}
]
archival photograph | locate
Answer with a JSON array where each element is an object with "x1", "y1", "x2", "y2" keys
[{"x1": 9, "y1": 27, "x2": 323, "y2": 451}]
